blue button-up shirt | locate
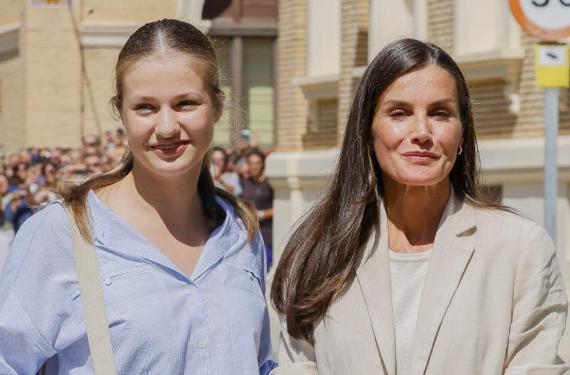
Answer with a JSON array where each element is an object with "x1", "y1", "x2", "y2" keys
[{"x1": 0, "y1": 191, "x2": 277, "y2": 374}]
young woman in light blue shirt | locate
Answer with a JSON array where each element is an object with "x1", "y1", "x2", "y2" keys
[{"x1": 0, "y1": 19, "x2": 276, "y2": 374}]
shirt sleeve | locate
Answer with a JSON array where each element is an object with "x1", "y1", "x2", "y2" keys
[
  {"x1": 0, "y1": 289, "x2": 56, "y2": 374},
  {"x1": 253, "y1": 233, "x2": 278, "y2": 375},
  {"x1": 504, "y1": 224, "x2": 570, "y2": 374},
  {"x1": 0, "y1": 204, "x2": 83, "y2": 374}
]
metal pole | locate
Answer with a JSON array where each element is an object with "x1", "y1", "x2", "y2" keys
[{"x1": 544, "y1": 88, "x2": 559, "y2": 244}]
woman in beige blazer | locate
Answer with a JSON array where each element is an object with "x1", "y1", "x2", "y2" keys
[{"x1": 270, "y1": 38, "x2": 568, "y2": 375}]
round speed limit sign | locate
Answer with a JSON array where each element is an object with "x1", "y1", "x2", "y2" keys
[{"x1": 509, "y1": 0, "x2": 570, "y2": 41}]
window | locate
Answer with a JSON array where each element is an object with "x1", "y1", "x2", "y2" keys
[
  {"x1": 211, "y1": 36, "x2": 276, "y2": 146},
  {"x1": 244, "y1": 38, "x2": 274, "y2": 145},
  {"x1": 205, "y1": 0, "x2": 277, "y2": 146}
]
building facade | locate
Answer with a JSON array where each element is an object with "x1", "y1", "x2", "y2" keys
[
  {"x1": 268, "y1": 0, "x2": 570, "y2": 356},
  {"x1": 0, "y1": 0, "x2": 277, "y2": 156}
]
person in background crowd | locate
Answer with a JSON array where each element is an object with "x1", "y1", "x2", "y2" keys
[
  {"x1": 110, "y1": 127, "x2": 127, "y2": 162},
  {"x1": 240, "y1": 149, "x2": 274, "y2": 269},
  {"x1": 0, "y1": 175, "x2": 8, "y2": 207},
  {"x1": 237, "y1": 158, "x2": 250, "y2": 180},
  {"x1": 103, "y1": 130, "x2": 115, "y2": 151},
  {"x1": 2, "y1": 189, "x2": 33, "y2": 233},
  {"x1": 13, "y1": 163, "x2": 29, "y2": 188},
  {"x1": 30, "y1": 162, "x2": 60, "y2": 205},
  {"x1": 82, "y1": 134, "x2": 101, "y2": 158},
  {"x1": 211, "y1": 146, "x2": 242, "y2": 195},
  {"x1": 6, "y1": 153, "x2": 20, "y2": 172}
]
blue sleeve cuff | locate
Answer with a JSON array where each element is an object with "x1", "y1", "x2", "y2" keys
[{"x1": 260, "y1": 360, "x2": 278, "y2": 375}]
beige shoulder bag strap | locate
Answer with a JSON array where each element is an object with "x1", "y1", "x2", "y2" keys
[{"x1": 68, "y1": 210, "x2": 118, "y2": 375}]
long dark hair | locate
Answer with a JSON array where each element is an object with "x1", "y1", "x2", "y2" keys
[
  {"x1": 271, "y1": 38, "x2": 506, "y2": 344},
  {"x1": 61, "y1": 19, "x2": 258, "y2": 242}
]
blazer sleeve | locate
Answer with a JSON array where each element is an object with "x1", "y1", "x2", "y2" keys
[
  {"x1": 504, "y1": 224, "x2": 570, "y2": 374},
  {"x1": 269, "y1": 314, "x2": 319, "y2": 375}
]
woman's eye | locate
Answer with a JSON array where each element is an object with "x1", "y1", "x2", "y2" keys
[
  {"x1": 134, "y1": 104, "x2": 154, "y2": 113},
  {"x1": 177, "y1": 100, "x2": 197, "y2": 110},
  {"x1": 388, "y1": 110, "x2": 407, "y2": 119},
  {"x1": 431, "y1": 110, "x2": 452, "y2": 120}
]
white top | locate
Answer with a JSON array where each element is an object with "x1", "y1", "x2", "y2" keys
[{"x1": 389, "y1": 249, "x2": 432, "y2": 375}]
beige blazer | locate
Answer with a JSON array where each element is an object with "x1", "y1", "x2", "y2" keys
[{"x1": 271, "y1": 197, "x2": 569, "y2": 375}]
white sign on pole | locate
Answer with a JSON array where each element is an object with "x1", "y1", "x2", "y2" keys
[{"x1": 538, "y1": 46, "x2": 568, "y2": 66}]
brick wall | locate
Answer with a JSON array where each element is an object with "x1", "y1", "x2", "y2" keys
[
  {"x1": 82, "y1": 47, "x2": 122, "y2": 136},
  {"x1": 513, "y1": 34, "x2": 546, "y2": 138},
  {"x1": 0, "y1": 0, "x2": 22, "y2": 26},
  {"x1": 337, "y1": 0, "x2": 368, "y2": 143},
  {"x1": 0, "y1": 55, "x2": 24, "y2": 155},
  {"x1": 303, "y1": 98, "x2": 338, "y2": 148},
  {"x1": 427, "y1": 0, "x2": 454, "y2": 53},
  {"x1": 23, "y1": 4, "x2": 82, "y2": 148},
  {"x1": 80, "y1": 0, "x2": 177, "y2": 23},
  {"x1": 470, "y1": 80, "x2": 518, "y2": 139},
  {"x1": 275, "y1": 0, "x2": 307, "y2": 150},
  {"x1": 0, "y1": 0, "x2": 23, "y2": 155}
]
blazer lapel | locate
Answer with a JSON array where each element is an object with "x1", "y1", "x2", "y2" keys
[
  {"x1": 356, "y1": 205, "x2": 396, "y2": 375},
  {"x1": 410, "y1": 197, "x2": 477, "y2": 375}
]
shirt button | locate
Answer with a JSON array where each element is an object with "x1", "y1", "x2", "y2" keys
[
  {"x1": 198, "y1": 341, "x2": 206, "y2": 349},
  {"x1": 104, "y1": 278, "x2": 112, "y2": 286}
]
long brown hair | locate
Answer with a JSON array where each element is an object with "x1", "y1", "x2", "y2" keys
[
  {"x1": 271, "y1": 38, "x2": 510, "y2": 344},
  {"x1": 61, "y1": 19, "x2": 257, "y2": 243}
]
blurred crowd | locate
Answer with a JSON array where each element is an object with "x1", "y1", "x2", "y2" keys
[
  {"x1": 0, "y1": 128, "x2": 274, "y2": 270},
  {"x1": 212, "y1": 145, "x2": 275, "y2": 268}
]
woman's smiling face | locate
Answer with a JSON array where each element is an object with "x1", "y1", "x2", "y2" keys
[
  {"x1": 372, "y1": 64, "x2": 463, "y2": 190},
  {"x1": 120, "y1": 51, "x2": 221, "y2": 179}
]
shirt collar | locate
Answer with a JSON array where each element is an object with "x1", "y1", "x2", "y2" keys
[{"x1": 86, "y1": 190, "x2": 242, "y2": 283}]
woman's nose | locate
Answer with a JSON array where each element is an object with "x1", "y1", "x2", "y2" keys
[
  {"x1": 411, "y1": 115, "x2": 432, "y2": 145},
  {"x1": 155, "y1": 108, "x2": 180, "y2": 138}
]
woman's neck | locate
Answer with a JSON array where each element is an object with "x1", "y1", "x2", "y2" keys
[
  {"x1": 100, "y1": 162, "x2": 207, "y2": 238},
  {"x1": 383, "y1": 180, "x2": 451, "y2": 252}
]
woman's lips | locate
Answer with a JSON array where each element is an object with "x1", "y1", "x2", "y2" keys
[
  {"x1": 402, "y1": 151, "x2": 439, "y2": 164},
  {"x1": 150, "y1": 141, "x2": 190, "y2": 158}
]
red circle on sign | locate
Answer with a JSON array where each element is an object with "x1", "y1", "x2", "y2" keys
[{"x1": 509, "y1": 0, "x2": 570, "y2": 41}]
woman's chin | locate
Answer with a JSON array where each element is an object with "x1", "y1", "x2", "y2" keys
[
  {"x1": 140, "y1": 156, "x2": 202, "y2": 178},
  {"x1": 389, "y1": 173, "x2": 449, "y2": 189}
]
